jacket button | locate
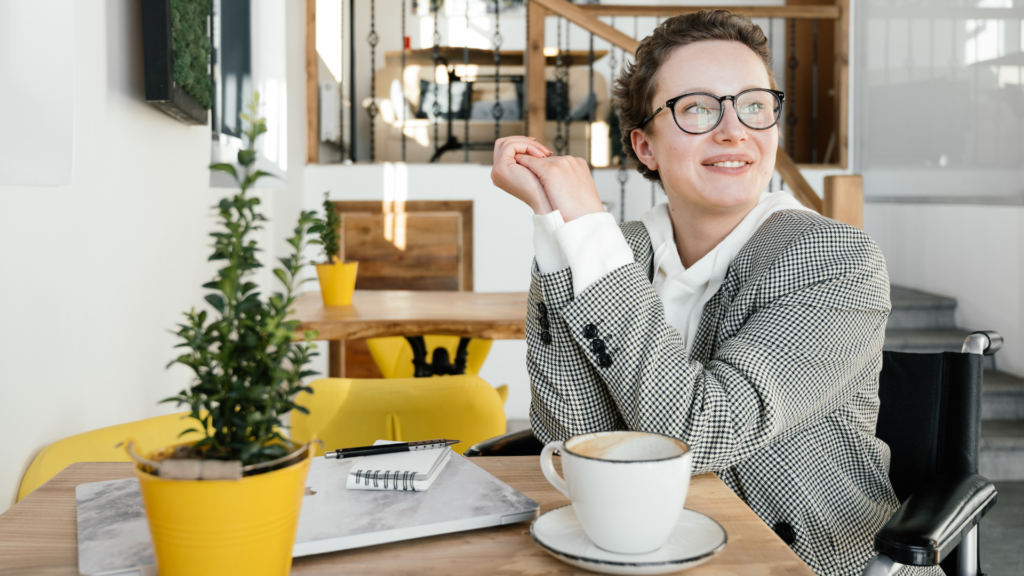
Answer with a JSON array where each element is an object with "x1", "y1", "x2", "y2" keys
[
  {"x1": 773, "y1": 522, "x2": 796, "y2": 545},
  {"x1": 538, "y1": 302, "x2": 548, "y2": 316},
  {"x1": 541, "y1": 331, "x2": 552, "y2": 345},
  {"x1": 540, "y1": 316, "x2": 550, "y2": 330},
  {"x1": 591, "y1": 339, "x2": 606, "y2": 353},
  {"x1": 597, "y1": 353, "x2": 613, "y2": 368},
  {"x1": 583, "y1": 324, "x2": 598, "y2": 339}
]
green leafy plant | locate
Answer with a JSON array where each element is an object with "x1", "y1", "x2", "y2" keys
[
  {"x1": 319, "y1": 193, "x2": 342, "y2": 263},
  {"x1": 171, "y1": 0, "x2": 213, "y2": 109},
  {"x1": 165, "y1": 93, "x2": 319, "y2": 465}
]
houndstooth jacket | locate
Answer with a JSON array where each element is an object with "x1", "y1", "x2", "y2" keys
[{"x1": 526, "y1": 209, "x2": 942, "y2": 576}]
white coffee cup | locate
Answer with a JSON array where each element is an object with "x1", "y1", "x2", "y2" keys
[{"x1": 540, "y1": 430, "x2": 693, "y2": 555}]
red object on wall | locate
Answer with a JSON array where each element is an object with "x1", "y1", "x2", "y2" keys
[{"x1": 404, "y1": 36, "x2": 410, "y2": 50}]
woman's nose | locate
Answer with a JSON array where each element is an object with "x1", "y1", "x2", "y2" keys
[{"x1": 713, "y1": 103, "x2": 748, "y2": 143}]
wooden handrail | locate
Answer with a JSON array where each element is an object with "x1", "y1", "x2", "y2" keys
[
  {"x1": 580, "y1": 5, "x2": 840, "y2": 20},
  {"x1": 530, "y1": 0, "x2": 638, "y2": 54},
  {"x1": 773, "y1": 146, "x2": 822, "y2": 212}
]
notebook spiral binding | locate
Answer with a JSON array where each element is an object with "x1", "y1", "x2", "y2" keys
[{"x1": 353, "y1": 469, "x2": 417, "y2": 491}]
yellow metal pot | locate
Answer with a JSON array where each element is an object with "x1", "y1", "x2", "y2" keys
[
  {"x1": 315, "y1": 259, "x2": 358, "y2": 306},
  {"x1": 133, "y1": 443, "x2": 313, "y2": 576}
]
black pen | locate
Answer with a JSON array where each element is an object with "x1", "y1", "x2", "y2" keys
[{"x1": 324, "y1": 438, "x2": 460, "y2": 459}]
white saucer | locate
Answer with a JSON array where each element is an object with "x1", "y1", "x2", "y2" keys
[{"x1": 530, "y1": 505, "x2": 727, "y2": 575}]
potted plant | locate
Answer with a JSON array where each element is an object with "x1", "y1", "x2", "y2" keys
[
  {"x1": 314, "y1": 193, "x2": 359, "y2": 305},
  {"x1": 127, "y1": 94, "x2": 321, "y2": 576}
]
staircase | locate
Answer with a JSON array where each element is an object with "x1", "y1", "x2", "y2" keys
[{"x1": 885, "y1": 286, "x2": 1024, "y2": 481}]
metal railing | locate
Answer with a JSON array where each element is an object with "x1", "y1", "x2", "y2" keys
[{"x1": 305, "y1": 0, "x2": 863, "y2": 226}]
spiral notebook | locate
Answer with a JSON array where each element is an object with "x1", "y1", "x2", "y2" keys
[{"x1": 346, "y1": 440, "x2": 451, "y2": 491}]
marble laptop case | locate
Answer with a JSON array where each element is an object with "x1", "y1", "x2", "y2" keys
[{"x1": 76, "y1": 453, "x2": 539, "y2": 576}]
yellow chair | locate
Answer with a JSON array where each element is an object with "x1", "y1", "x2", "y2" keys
[
  {"x1": 17, "y1": 411, "x2": 203, "y2": 501},
  {"x1": 366, "y1": 336, "x2": 493, "y2": 378},
  {"x1": 290, "y1": 375, "x2": 507, "y2": 456}
]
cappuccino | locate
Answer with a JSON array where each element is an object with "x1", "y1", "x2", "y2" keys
[{"x1": 566, "y1": 431, "x2": 688, "y2": 461}]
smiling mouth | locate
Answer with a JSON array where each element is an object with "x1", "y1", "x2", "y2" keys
[{"x1": 704, "y1": 161, "x2": 751, "y2": 168}]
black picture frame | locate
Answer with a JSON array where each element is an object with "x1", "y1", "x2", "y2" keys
[{"x1": 141, "y1": 0, "x2": 209, "y2": 125}]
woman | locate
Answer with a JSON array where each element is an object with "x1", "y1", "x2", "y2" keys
[{"x1": 490, "y1": 10, "x2": 936, "y2": 576}]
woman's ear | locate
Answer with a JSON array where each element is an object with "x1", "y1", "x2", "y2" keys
[{"x1": 631, "y1": 128, "x2": 659, "y2": 173}]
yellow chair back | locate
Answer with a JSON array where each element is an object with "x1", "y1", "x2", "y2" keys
[
  {"x1": 290, "y1": 375, "x2": 506, "y2": 455},
  {"x1": 366, "y1": 336, "x2": 493, "y2": 378},
  {"x1": 18, "y1": 411, "x2": 203, "y2": 501}
]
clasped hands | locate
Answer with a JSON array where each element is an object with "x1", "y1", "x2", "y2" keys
[{"x1": 490, "y1": 136, "x2": 605, "y2": 221}]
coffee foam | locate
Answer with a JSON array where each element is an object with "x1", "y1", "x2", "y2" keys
[{"x1": 567, "y1": 431, "x2": 688, "y2": 461}]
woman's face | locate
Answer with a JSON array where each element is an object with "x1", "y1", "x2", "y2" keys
[{"x1": 632, "y1": 40, "x2": 778, "y2": 215}]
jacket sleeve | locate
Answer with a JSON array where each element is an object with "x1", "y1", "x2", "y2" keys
[
  {"x1": 531, "y1": 219, "x2": 891, "y2": 474},
  {"x1": 526, "y1": 262, "x2": 628, "y2": 443}
]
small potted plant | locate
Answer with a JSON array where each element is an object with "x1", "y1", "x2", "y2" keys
[
  {"x1": 314, "y1": 193, "x2": 359, "y2": 305},
  {"x1": 127, "y1": 94, "x2": 321, "y2": 576}
]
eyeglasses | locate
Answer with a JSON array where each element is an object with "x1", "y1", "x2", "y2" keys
[{"x1": 638, "y1": 88, "x2": 785, "y2": 135}]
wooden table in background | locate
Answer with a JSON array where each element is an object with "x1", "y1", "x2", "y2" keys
[
  {"x1": 0, "y1": 458, "x2": 814, "y2": 575},
  {"x1": 291, "y1": 291, "x2": 529, "y2": 378}
]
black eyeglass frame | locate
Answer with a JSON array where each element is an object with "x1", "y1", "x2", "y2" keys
[{"x1": 638, "y1": 88, "x2": 786, "y2": 134}]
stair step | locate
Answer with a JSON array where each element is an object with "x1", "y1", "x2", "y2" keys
[
  {"x1": 981, "y1": 420, "x2": 1024, "y2": 481},
  {"x1": 888, "y1": 286, "x2": 958, "y2": 330},
  {"x1": 985, "y1": 371, "x2": 1024, "y2": 421}
]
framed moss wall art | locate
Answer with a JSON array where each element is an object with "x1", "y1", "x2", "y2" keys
[{"x1": 141, "y1": 0, "x2": 212, "y2": 125}]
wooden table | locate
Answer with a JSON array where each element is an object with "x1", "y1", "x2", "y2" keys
[
  {"x1": 0, "y1": 458, "x2": 814, "y2": 575},
  {"x1": 291, "y1": 291, "x2": 529, "y2": 377}
]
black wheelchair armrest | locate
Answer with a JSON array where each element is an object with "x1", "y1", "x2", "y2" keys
[
  {"x1": 874, "y1": 472, "x2": 997, "y2": 566},
  {"x1": 464, "y1": 428, "x2": 544, "y2": 457}
]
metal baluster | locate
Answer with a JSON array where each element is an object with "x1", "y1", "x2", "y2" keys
[
  {"x1": 493, "y1": 0, "x2": 503, "y2": 142},
  {"x1": 367, "y1": 0, "x2": 379, "y2": 162},
  {"x1": 618, "y1": 162, "x2": 628, "y2": 223},
  {"x1": 608, "y1": 16, "x2": 618, "y2": 164},
  {"x1": 401, "y1": 0, "x2": 407, "y2": 161},
  {"x1": 464, "y1": 0, "x2": 470, "y2": 163},
  {"x1": 906, "y1": 18, "x2": 913, "y2": 84},
  {"x1": 432, "y1": 0, "x2": 441, "y2": 160},
  {"x1": 348, "y1": 0, "x2": 356, "y2": 162},
  {"x1": 554, "y1": 17, "x2": 566, "y2": 155},
  {"x1": 565, "y1": 20, "x2": 571, "y2": 156},
  {"x1": 787, "y1": 18, "x2": 797, "y2": 156},
  {"x1": 588, "y1": 26, "x2": 594, "y2": 167},
  {"x1": 884, "y1": 18, "x2": 889, "y2": 85},
  {"x1": 811, "y1": 18, "x2": 818, "y2": 164}
]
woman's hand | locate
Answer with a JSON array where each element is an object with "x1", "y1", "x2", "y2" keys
[
  {"x1": 491, "y1": 136, "x2": 554, "y2": 214},
  {"x1": 514, "y1": 154, "x2": 605, "y2": 222}
]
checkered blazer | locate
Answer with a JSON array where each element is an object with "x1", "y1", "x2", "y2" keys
[{"x1": 526, "y1": 209, "x2": 941, "y2": 576}]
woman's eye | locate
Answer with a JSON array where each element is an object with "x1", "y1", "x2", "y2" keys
[
  {"x1": 740, "y1": 103, "x2": 765, "y2": 114},
  {"x1": 684, "y1": 104, "x2": 714, "y2": 115}
]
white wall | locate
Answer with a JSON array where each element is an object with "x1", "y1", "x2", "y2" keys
[
  {"x1": 865, "y1": 203, "x2": 1024, "y2": 376},
  {"x1": 0, "y1": 0, "x2": 308, "y2": 513},
  {"x1": 0, "y1": 0, "x2": 74, "y2": 186}
]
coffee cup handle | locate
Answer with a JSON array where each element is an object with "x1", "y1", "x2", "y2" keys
[{"x1": 540, "y1": 441, "x2": 570, "y2": 498}]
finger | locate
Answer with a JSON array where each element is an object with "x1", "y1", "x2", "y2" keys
[
  {"x1": 500, "y1": 139, "x2": 551, "y2": 162},
  {"x1": 514, "y1": 153, "x2": 547, "y2": 169}
]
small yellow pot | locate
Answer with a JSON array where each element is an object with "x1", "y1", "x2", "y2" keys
[
  {"x1": 315, "y1": 259, "x2": 359, "y2": 306},
  {"x1": 133, "y1": 444, "x2": 313, "y2": 576}
]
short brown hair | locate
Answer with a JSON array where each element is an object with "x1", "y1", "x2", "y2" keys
[{"x1": 613, "y1": 10, "x2": 777, "y2": 183}]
